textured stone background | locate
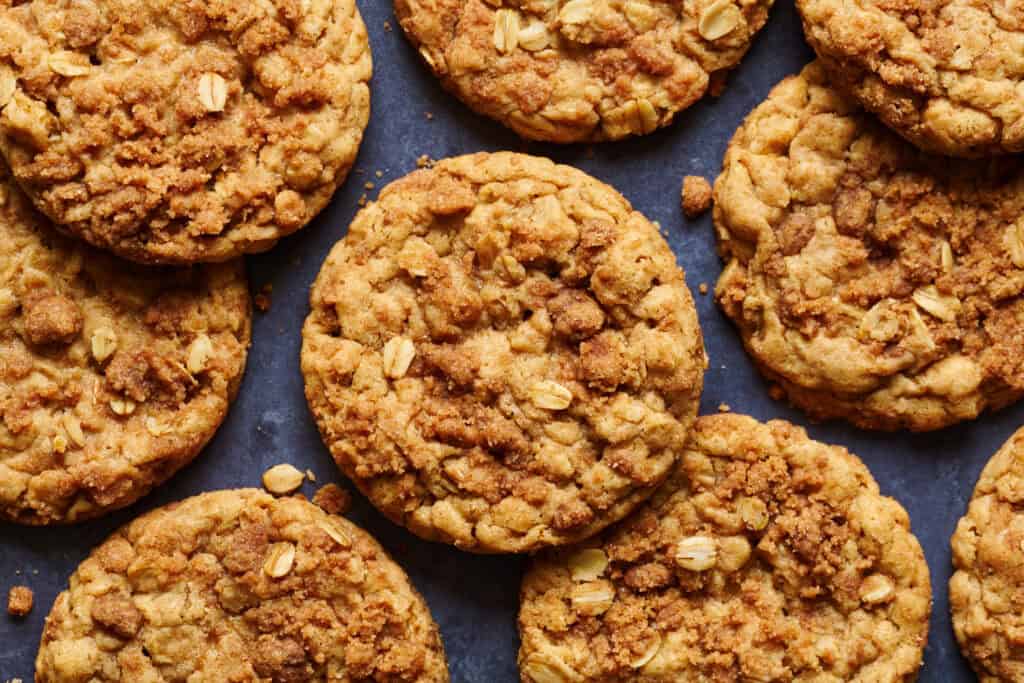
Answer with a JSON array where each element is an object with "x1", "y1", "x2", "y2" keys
[{"x1": 0, "y1": 0, "x2": 988, "y2": 680}]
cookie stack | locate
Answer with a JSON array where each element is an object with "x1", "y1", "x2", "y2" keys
[{"x1": 2, "y1": 0, "x2": 1018, "y2": 677}]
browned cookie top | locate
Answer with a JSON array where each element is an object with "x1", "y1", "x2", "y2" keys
[
  {"x1": 395, "y1": 0, "x2": 773, "y2": 142},
  {"x1": 301, "y1": 152, "x2": 706, "y2": 553},
  {"x1": 798, "y1": 0, "x2": 1024, "y2": 157},
  {"x1": 0, "y1": 165, "x2": 250, "y2": 524},
  {"x1": 35, "y1": 489, "x2": 450, "y2": 682},
  {"x1": 950, "y1": 427, "x2": 1024, "y2": 682},
  {"x1": 519, "y1": 414, "x2": 932, "y2": 682},
  {"x1": 0, "y1": 0, "x2": 371, "y2": 264},
  {"x1": 714, "y1": 61, "x2": 1024, "y2": 431}
]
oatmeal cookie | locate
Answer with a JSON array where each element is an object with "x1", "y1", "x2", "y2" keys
[
  {"x1": 714, "y1": 62, "x2": 1024, "y2": 431},
  {"x1": 798, "y1": 0, "x2": 1024, "y2": 157},
  {"x1": 950, "y1": 426, "x2": 1024, "y2": 682},
  {"x1": 301, "y1": 152, "x2": 706, "y2": 553},
  {"x1": 518, "y1": 414, "x2": 932, "y2": 682},
  {"x1": 0, "y1": 166, "x2": 250, "y2": 524},
  {"x1": 0, "y1": 0, "x2": 372, "y2": 264},
  {"x1": 35, "y1": 489, "x2": 450, "y2": 682},
  {"x1": 394, "y1": 0, "x2": 773, "y2": 142}
]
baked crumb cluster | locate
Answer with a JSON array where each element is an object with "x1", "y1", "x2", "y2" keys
[
  {"x1": 951, "y1": 427, "x2": 1024, "y2": 682},
  {"x1": 0, "y1": 0, "x2": 371, "y2": 263},
  {"x1": 395, "y1": 0, "x2": 774, "y2": 141},
  {"x1": 34, "y1": 489, "x2": 450, "y2": 682},
  {"x1": 0, "y1": 167, "x2": 250, "y2": 524},
  {"x1": 302, "y1": 152, "x2": 706, "y2": 552},
  {"x1": 714, "y1": 62, "x2": 1024, "y2": 431},
  {"x1": 519, "y1": 414, "x2": 931, "y2": 682},
  {"x1": 799, "y1": 0, "x2": 1024, "y2": 157}
]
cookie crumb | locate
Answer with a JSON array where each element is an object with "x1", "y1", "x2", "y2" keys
[
  {"x1": 769, "y1": 385, "x2": 785, "y2": 401},
  {"x1": 254, "y1": 283, "x2": 273, "y2": 312},
  {"x1": 718, "y1": 403, "x2": 731, "y2": 413},
  {"x1": 424, "y1": 111, "x2": 433, "y2": 120},
  {"x1": 262, "y1": 464, "x2": 305, "y2": 495},
  {"x1": 375, "y1": 170, "x2": 383, "y2": 178},
  {"x1": 306, "y1": 469, "x2": 316, "y2": 482},
  {"x1": 682, "y1": 175, "x2": 713, "y2": 218},
  {"x1": 416, "y1": 154, "x2": 435, "y2": 169},
  {"x1": 699, "y1": 283, "x2": 709, "y2": 295},
  {"x1": 358, "y1": 194, "x2": 368, "y2": 206},
  {"x1": 8, "y1": 585, "x2": 33, "y2": 617},
  {"x1": 313, "y1": 484, "x2": 352, "y2": 516},
  {"x1": 384, "y1": 20, "x2": 392, "y2": 31},
  {"x1": 364, "y1": 182, "x2": 375, "y2": 191}
]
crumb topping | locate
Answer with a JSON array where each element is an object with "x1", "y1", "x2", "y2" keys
[
  {"x1": 394, "y1": 0, "x2": 773, "y2": 142},
  {"x1": 714, "y1": 62, "x2": 1024, "y2": 431},
  {"x1": 0, "y1": 0, "x2": 372, "y2": 263},
  {"x1": 951, "y1": 427, "x2": 1024, "y2": 682},
  {"x1": 0, "y1": 167, "x2": 250, "y2": 524},
  {"x1": 302, "y1": 152, "x2": 706, "y2": 553},
  {"x1": 519, "y1": 414, "x2": 932, "y2": 682},
  {"x1": 799, "y1": 0, "x2": 1024, "y2": 157},
  {"x1": 35, "y1": 489, "x2": 450, "y2": 682}
]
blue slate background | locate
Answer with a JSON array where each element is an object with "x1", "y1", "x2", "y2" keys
[{"x1": 0, "y1": 0, "x2": 999, "y2": 680}]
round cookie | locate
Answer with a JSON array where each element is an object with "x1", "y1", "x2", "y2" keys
[
  {"x1": 35, "y1": 489, "x2": 450, "y2": 682},
  {"x1": 0, "y1": 166, "x2": 250, "y2": 524},
  {"x1": 714, "y1": 61, "x2": 1024, "y2": 431},
  {"x1": 394, "y1": 0, "x2": 773, "y2": 142},
  {"x1": 797, "y1": 0, "x2": 1024, "y2": 157},
  {"x1": 0, "y1": 0, "x2": 372, "y2": 264},
  {"x1": 301, "y1": 152, "x2": 706, "y2": 553},
  {"x1": 950, "y1": 427, "x2": 1024, "y2": 682},
  {"x1": 518, "y1": 414, "x2": 932, "y2": 683}
]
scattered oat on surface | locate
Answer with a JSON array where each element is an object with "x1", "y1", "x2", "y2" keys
[
  {"x1": 301, "y1": 152, "x2": 706, "y2": 553},
  {"x1": 313, "y1": 483, "x2": 353, "y2": 516},
  {"x1": 7, "y1": 585, "x2": 32, "y2": 616},
  {"x1": 34, "y1": 489, "x2": 449, "y2": 682},
  {"x1": 0, "y1": 166, "x2": 250, "y2": 524},
  {"x1": 519, "y1": 414, "x2": 932, "y2": 682},
  {"x1": 681, "y1": 175, "x2": 712, "y2": 218},
  {"x1": 254, "y1": 284, "x2": 273, "y2": 313},
  {"x1": 951, "y1": 427, "x2": 1024, "y2": 682},
  {"x1": 716, "y1": 402, "x2": 730, "y2": 412},
  {"x1": 395, "y1": 0, "x2": 774, "y2": 142},
  {"x1": 798, "y1": 0, "x2": 1024, "y2": 157},
  {"x1": 262, "y1": 464, "x2": 306, "y2": 495},
  {"x1": 0, "y1": 0, "x2": 372, "y2": 264},
  {"x1": 306, "y1": 469, "x2": 317, "y2": 482},
  {"x1": 698, "y1": 283, "x2": 708, "y2": 295},
  {"x1": 714, "y1": 62, "x2": 1024, "y2": 431}
]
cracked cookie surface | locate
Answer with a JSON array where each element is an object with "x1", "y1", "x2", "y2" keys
[
  {"x1": 0, "y1": 0, "x2": 371, "y2": 264},
  {"x1": 394, "y1": 0, "x2": 773, "y2": 142},
  {"x1": 798, "y1": 0, "x2": 1024, "y2": 157},
  {"x1": 301, "y1": 152, "x2": 706, "y2": 553},
  {"x1": 35, "y1": 489, "x2": 450, "y2": 682},
  {"x1": 714, "y1": 61, "x2": 1024, "y2": 431},
  {"x1": 950, "y1": 427, "x2": 1024, "y2": 682},
  {"x1": 518, "y1": 414, "x2": 932, "y2": 682},
  {"x1": 0, "y1": 165, "x2": 250, "y2": 524}
]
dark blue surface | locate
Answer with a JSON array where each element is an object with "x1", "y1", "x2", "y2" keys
[{"x1": 0, "y1": 1, "x2": 995, "y2": 680}]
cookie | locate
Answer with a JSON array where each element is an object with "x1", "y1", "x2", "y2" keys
[
  {"x1": 714, "y1": 61, "x2": 1024, "y2": 431},
  {"x1": 950, "y1": 427, "x2": 1024, "y2": 682},
  {"x1": 394, "y1": 0, "x2": 773, "y2": 142},
  {"x1": 301, "y1": 152, "x2": 706, "y2": 553},
  {"x1": 0, "y1": 166, "x2": 250, "y2": 524},
  {"x1": 35, "y1": 489, "x2": 450, "y2": 682},
  {"x1": 0, "y1": 0, "x2": 372, "y2": 264},
  {"x1": 518, "y1": 414, "x2": 932, "y2": 682},
  {"x1": 797, "y1": 0, "x2": 1024, "y2": 157}
]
